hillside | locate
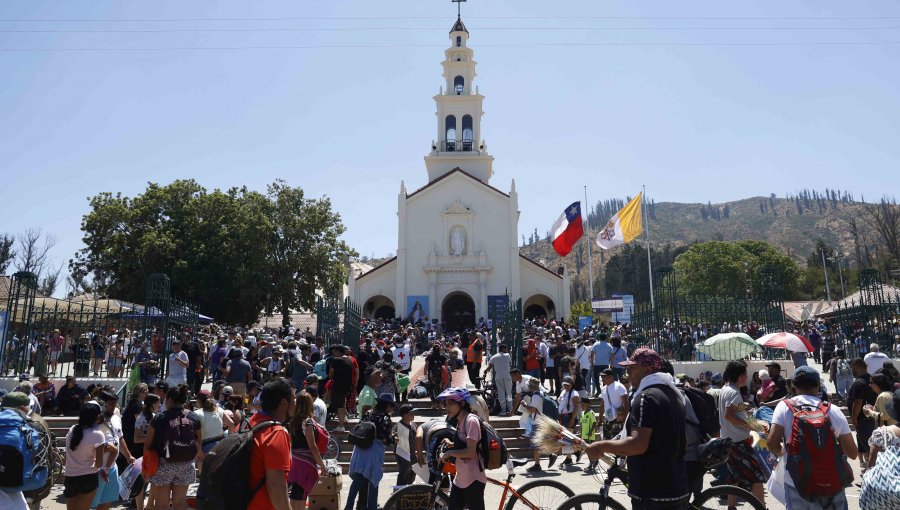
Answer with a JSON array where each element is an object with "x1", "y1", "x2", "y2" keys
[{"x1": 519, "y1": 194, "x2": 881, "y2": 301}]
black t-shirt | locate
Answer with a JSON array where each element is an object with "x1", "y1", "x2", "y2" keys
[
  {"x1": 329, "y1": 356, "x2": 354, "y2": 392},
  {"x1": 425, "y1": 352, "x2": 447, "y2": 374},
  {"x1": 848, "y1": 373, "x2": 878, "y2": 421},
  {"x1": 183, "y1": 342, "x2": 201, "y2": 370},
  {"x1": 122, "y1": 400, "x2": 143, "y2": 450},
  {"x1": 625, "y1": 385, "x2": 689, "y2": 503}
]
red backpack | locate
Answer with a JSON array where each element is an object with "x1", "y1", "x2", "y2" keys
[{"x1": 784, "y1": 399, "x2": 853, "y2": 499}]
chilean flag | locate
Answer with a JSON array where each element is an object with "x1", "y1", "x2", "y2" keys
[{"x1": 550, "y1": 201, "x2": 584, "y2": 257}]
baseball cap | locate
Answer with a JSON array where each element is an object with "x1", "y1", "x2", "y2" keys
[
  {"x1": 197, "y1": 389, "x2": 211, "y2": 397},
  {"x1": 600, "y1": 368, "x2": 614, "y2": 377},
  {"x1": 222, "y1": 386, "x2": 234, "y2": 395},
  {"x1": 619, "y1": 347, "x2": 665, "y2": 371},
  {"x1": 2, "y1": 391, "x2": 30, "y2": 408},
  {"x1": 765, "y1": 362, "x2": 782, "y2": 370},
  {"x1": 791, "y1": 366, "x2": 821, "y2": 385}
]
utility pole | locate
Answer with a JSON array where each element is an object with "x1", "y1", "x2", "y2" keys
[
  {"x1": 821, "y1": 248, "x2": 832, "y2": 303},
  {"x1": 836, "y1": 253, "x2": 846, "y2": 299}
]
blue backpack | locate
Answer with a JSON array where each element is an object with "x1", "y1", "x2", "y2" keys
[{"x1": 0, "y1": 409, "x2": 50, "y2": 492}]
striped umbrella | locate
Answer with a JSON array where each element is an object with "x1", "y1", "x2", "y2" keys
[{"x1": 755, "y1": 332, "x2": 814, "y2": 353}]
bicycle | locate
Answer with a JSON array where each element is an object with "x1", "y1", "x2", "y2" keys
[
  {"x1": 323, "y1": 435, "x2": 341, "y2": 461},
  {"x1": 554, "y1": 455, "x2": 766, "y2": 510},
  {"x1": 384, "y1": 445, "x2": 574, "y2": 510}
]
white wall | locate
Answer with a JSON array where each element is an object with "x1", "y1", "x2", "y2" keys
[{"x1": 520, "y1": 258, "x2": 566, "y2": 320}]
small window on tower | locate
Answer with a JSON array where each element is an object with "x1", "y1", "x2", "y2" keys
[
  {"x1": 456, "y1": 36, "x2": 462, "y2": 47},
  {"x1": 454, "y1": 76, "x2": 464, "y2": 95},
  {"x1": 445, "y1": 115, "x2": 457, "y2": 151},
  {"x1": 462, "y1": 115, "x2": 473, "y2": 151}
]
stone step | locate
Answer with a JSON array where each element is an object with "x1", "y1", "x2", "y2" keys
[
  {"x1": 336, "y1": 438, "x2": 533, "y2": 463},
  {"x1": 337, "y1": 446, "x2": 541, "y2": 474}
]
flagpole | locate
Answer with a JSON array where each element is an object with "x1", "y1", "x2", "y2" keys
[
  {"x1": 584, "y1": 186, "x2": 594, "y2": 302},
  {"x1": 643, "y1": 185, "x2": 655, "y2": 310}
]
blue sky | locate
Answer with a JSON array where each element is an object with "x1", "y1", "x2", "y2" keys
[{"x1": 1, "y1": 0, "x2": 898, "y2": 291}]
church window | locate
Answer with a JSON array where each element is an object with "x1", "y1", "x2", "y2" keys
[
  {"x1": 456, "y1": 36, "x2": 462, "y2": 47},
  {"x1": 462, "y1": 115, "x2": 473, "y2": 151},
  {"x1": 445, "y1": 115, "x2": 457, "y2": 151},
  {"x1": 454, "y1": 76, "x2": 464, "y2": 95}
]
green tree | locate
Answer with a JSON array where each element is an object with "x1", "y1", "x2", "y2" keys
[
  {"x1": 72, "y1": 179, "x2": 354, "y2": 325},
  {"x1": 0, "y1": 234, "x2": 14, "y2": 273},
  {"x1": 569, "y1": 301, "x2": 593, "y2": 320},
  {"x1": 602, "y1": 243, "x2": 689, "y2": 303},
  {"x1": 672, "y1": 240, "x2": 800, "y2": 299}
]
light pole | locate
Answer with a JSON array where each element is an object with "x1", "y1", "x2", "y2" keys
[
  {"x1": 836, "y1": 253, "x2": 846, "y2": 299},
  {"x1": 820, "y1": 247, "x2": 832, "y2": 303}
]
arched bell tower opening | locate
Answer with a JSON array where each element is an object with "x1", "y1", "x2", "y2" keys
[{"x1": 442, "y1": 291, "x2": 475, "y2": 333}]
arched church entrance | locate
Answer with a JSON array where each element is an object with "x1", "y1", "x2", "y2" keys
[
  {"x1": 442, "y1": 291, "x2": 475, "y2": 333},
  {"x1": 524, "y1": 294, "x2": 555, "y2": 319},
  {"x1": 363, "y1": 295, "x2": 396, "y2": 320}
]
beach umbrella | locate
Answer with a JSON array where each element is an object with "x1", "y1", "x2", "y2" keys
[
  {"x1": 697, "y1": 332, "x2": 758, "y2": 360},
  {"x1": 755, "y1": 332, "x2": 814, "y2": 353}
]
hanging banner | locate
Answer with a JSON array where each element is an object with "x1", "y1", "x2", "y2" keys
[
  {"x1": 487, "y1": 295, "x2": 509, "y2": 321},
  {"x1": 612, "y1": 294, "x2": 634, "y2": 324},
  {"x1": 591, "y1": 298, "x2": 624, "y2": 313},
  {"x1": 406, "y1": 296, "x2": 429, "y2": 323},
  {"x1": 578, "y1": 316, "x2": 593, "y2": 333}
]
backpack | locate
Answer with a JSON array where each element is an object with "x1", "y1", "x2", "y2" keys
[
  {"x1": 0, "y1": 409, "x2": 50, "y2": 492},
  {"x1": 313, "y1": 358, "x2": 328, "y2": 379},
  {"x1": 784, "y1": 399, "x2": 853, "y2": 500},
  {"x1": 163, "y1": 410, "x2": 198, "y2": 462},
  {"x1": 537, "y1": 393, "x2": 559, "y2": 420},
  {"x1": 348, "y1": 421, "x2": 375, "y2": 449},
  {"x1": 683, "y1": 386, "x2": 720, "y2": 438},
  {"x1": 308, "y1": 418, "x2": 329, "y2": 454},
  {"x1": 476, "y1": 418, "x2": 508, "y2": 471},
  {"x1": 836, "y1": 358, "x2": 851, "y2": 376},
  {"x1": 196, "y1": 420, "x2": 279, "y2": 510}
]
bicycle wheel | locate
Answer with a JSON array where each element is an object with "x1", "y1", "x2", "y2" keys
[
  {"x1": 504, "y1": 479, "x2": 575, "y2": 510},
  {"x1": 553, "y1": 492, "x2": 627, "y2": 510},
  {"x1": 324, "y1": 436, "x2": 340, "y2": 461},
  {"x1": 383, "y1": 483, "x2": 449, "y2": 510},
  {"x1": 692, "y1": 485, "x2": 766, "y2": 510}
]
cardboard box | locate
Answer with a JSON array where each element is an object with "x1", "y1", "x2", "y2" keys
[
  {"x1": 307, "y1": 495, "x2": 341, "y2": 510},
  {"x1": 309, "y1": 474, "x2": 343, "y2": 496}
]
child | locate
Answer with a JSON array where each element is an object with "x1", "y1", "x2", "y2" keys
[
  {"x1": 578, "y1": 397, "x2": 599, "y2": 472},
  {"x1": 395, "y1": 403, "x2": 418, "y2": 487}
]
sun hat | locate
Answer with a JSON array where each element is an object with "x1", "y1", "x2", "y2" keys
[{"x1": 2, "y1": 392, "x2": 30, "y2": 408}]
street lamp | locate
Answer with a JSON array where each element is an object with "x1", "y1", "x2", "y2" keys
[
  {"x1": 820, "y1": 247, "x2": 832, "y2": 303},
  {"x1": 826, "y1": 253, "x2": 846, "y2": 299}
]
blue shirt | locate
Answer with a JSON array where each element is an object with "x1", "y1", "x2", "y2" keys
[{"x1": 591, "y1": 341, "x2": 613, "y2": 367}]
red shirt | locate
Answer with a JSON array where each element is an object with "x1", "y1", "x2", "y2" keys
[
  {"x1": 524, "y1": 346, "x2": 540, "y2": 371},
  {"x1": 247, "y1": 412, "x2": 291, "y2": 510}
]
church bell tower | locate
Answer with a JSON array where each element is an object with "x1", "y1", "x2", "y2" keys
[{"x1": 424, "y1": 15, "x2": 494, "y2": 183}]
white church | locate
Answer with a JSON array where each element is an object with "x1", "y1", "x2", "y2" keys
[{"x1": 347, "y1": 16, "x2": 570, "y2": 331}]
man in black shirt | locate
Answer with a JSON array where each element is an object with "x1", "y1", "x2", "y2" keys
[
  {"x1": 424, "y1": 343, "x2": 448, "y2": 405},
  {"x1": 182, "y1": 335, "x2": 203, "y2": 393},
  {"x1": 586, "y1": 347, "x2": 689, "y2": 509},
  {"x1": 847, "y1": 358, "x2": 878, "y2": 467},
  {"x1": 328, "y1": 345, "x2": 355, "y2": 432}
]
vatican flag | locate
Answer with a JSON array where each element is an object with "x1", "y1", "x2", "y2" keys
[{"x1": 596, "y1": 192, "x2": 644, "y2": 249}]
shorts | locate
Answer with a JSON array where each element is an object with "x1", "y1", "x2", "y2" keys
[
  {"x1": 91, "y1": 464, "x2": 121, "y2": 506},
  {"x1": 289, "y1": 483, "x2": 309, "y2": 501},
  {"x1": 725, "y1": 439, "x2": 768, "y2": 490},
  {"x1": 148, "y1": 459, "x2": 196, "y2": 486},
  {"x1": 331, "y1": 389, "x2": 349, "y2": 410},
  {"x1": 51, "y1": 350, "x2": 62, "y2": 362},
  {"x1": 856, "y1": 418, "x2": 876, "y2": 453},
  {"x1": 64, "y1": 472, "x2": 99, "y2": 498}
]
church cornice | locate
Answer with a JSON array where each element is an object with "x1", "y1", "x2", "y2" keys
[
  {"x1": 407, "y1": 168, "x2": 508, "y2": 199},
  {"x1": 354, "y1": 256, "x2": 397, "y2": 281},
  {"x1": 519, "y1": 254, "x2": 564, "y2": 280}
]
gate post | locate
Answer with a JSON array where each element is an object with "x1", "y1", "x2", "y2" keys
[{"x1": 1, "y1": 271, "x2": 38, "y2": 374}]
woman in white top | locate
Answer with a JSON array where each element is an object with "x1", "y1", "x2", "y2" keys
[
  {"x1": 866, "y1": 388, "x2": 900, "y2": 469},
  {"x1": 193, "y1": 389, "x2": 234, "y2": 455},
  {"x1": 557, "y1": 376, "x2": 581, "y2": 466},
  {"x1": 64, "y1": 402, "x2": 116, "y2": 510}
]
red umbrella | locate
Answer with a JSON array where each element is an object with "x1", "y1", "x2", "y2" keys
[{"x1": 755, "y1": 332, "x2": 814, "y2": 353}]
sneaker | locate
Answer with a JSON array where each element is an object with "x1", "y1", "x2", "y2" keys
[
  {"x1": 562, "y1": 458, "x2": 573, "y2": 466},
  {"x1": 575, "y1": 451, "x2": 583, "y2": 463},
  {"x1": 526, "y1": 464, "x2": 543, "y2": 472},
  {"x1": 547, "y1": 454, "x2": 558, "y2": 468},
  {"x1": 584, "y1": 466, "x2": 595, "y2": 474}
]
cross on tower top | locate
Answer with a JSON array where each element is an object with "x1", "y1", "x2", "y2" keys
[{"x1": 452, "y1": 0, "x2": 466, "y2": 18}]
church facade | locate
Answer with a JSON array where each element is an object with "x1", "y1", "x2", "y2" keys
[{"x1": 347, "y1": 17, "x2": 570, "y2": 331}]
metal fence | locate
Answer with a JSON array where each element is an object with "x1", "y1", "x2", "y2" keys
[
  {"x1": 821, "y1": 269, "x2": 900, "y2": 358},
  {"x1": 0, "y1": 271, "x2": 200, "y2": 379}
]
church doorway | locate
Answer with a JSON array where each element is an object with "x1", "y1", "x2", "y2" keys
[
  {"x1": 364, "y1": 295, "x2": 396, "y2": 320},
  {"x1": 442, "y1": 291, "x2": 475, "y2": 333},
  {"x1": 524, "y1": 294, "x2": 555, "y2": 319}
]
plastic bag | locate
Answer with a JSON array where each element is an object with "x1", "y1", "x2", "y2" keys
[
  {"x1": 118, "y1": 457, "x2": 144, "y2": 501},
  {"x1": 766, "y1": 455, "x2": 786, "y2": 505}
]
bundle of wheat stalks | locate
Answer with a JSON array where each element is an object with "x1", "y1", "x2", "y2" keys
[{"x1": 530, "y1": 415, "x2": 588, "y2": 455}]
